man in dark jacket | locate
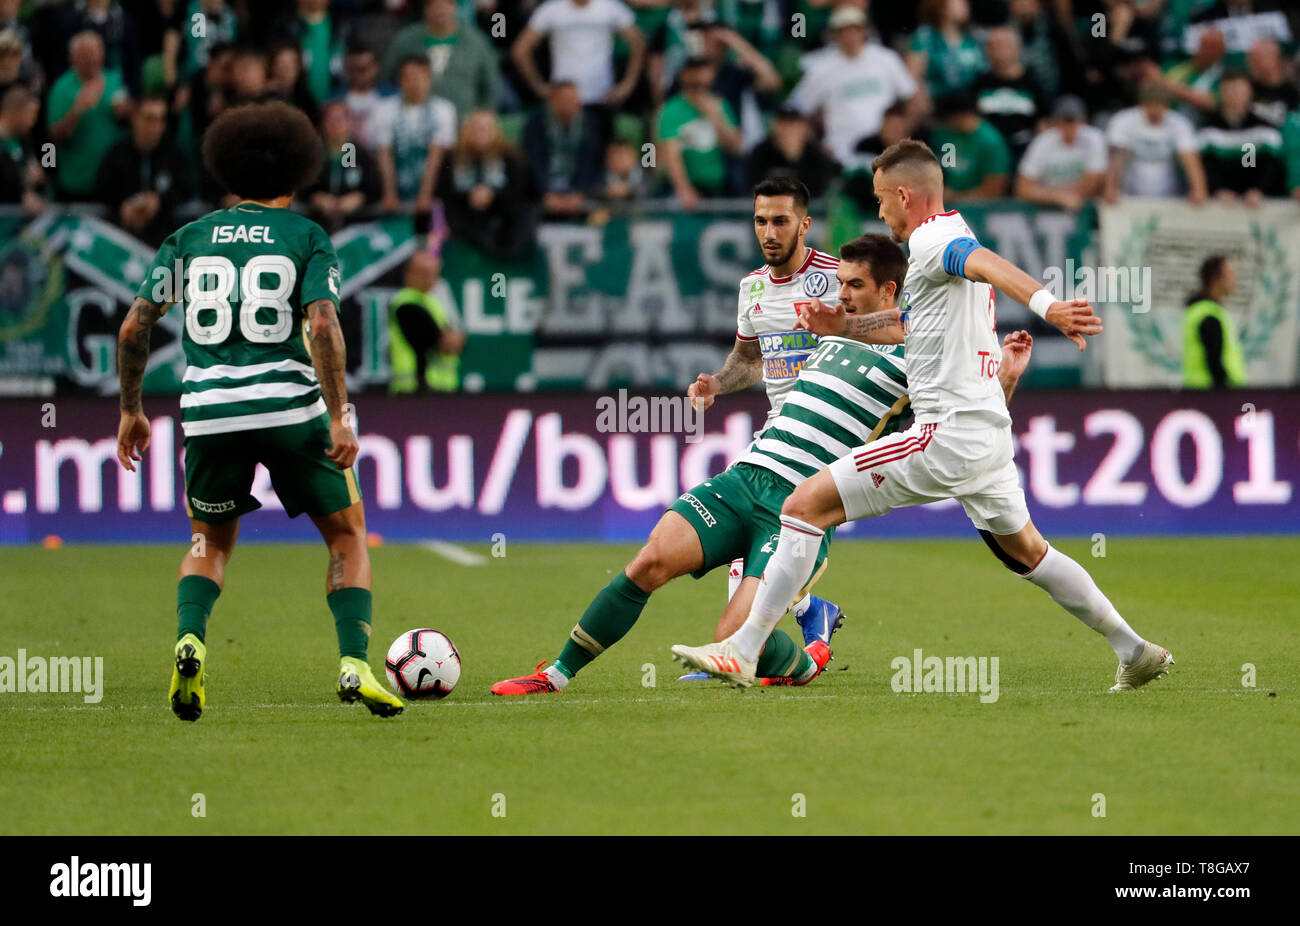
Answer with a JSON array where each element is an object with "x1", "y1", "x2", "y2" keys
[
  {"x1": 94, "y1": 94, "x2": 190, "y2": 245},
  {"x1": 522, "y1": 81, "x2": 603, "y2": 216}
]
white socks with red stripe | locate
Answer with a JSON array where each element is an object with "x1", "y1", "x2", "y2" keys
[
  {"x1": 730, "y1": 515, "x2": 824, "y2": 663},
  {"x1": 1024, "y1": 545, "x2": 1145, "y2": 663},
  {"x1": 726, "y1": 558, "x2": 744, "y2": 601}
]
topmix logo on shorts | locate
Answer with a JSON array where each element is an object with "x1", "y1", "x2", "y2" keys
[{"x1": 50, "y1": 857, "x2": 151, "y2": 906}]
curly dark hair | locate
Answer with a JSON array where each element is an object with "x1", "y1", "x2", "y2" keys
[{"x1": 202, "y1": 100, "x2": 323, "y2": 200}]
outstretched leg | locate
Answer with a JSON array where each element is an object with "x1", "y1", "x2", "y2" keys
[
  {"x1": 492, "y1": 510, "x2": 705, "y2": 694},
  {"x1": 984, "y1": 520, "x2": 1173, "y2": 690}
]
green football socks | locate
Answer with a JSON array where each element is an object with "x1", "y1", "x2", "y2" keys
[
  {"x1": 327, "y1": 587, "x2": 372, "y2": 660},
  {"x1": 554, "y1": 572, "x2": 650, "y2": 678},
  {"x1": 176, "y1": 575, "x2": 221, "y2": 644}
]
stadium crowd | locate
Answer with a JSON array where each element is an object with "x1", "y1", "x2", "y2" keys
[{"x1": 0, "y1": 0, "x2": 1298, "y2": 246}]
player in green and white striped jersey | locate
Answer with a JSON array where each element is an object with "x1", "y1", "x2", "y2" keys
[
  {"x1": 491, "y1": 234, "x2": 1035, "y2": 695},
  {"x1": 115, "y1": 102, "x2": 404, "y2": 721}
]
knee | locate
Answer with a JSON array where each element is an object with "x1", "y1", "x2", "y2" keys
[
  {"x1": 780, "y1": 485, "x2": 820, "y2": 526},
  {"x1": 626, "y1": 543, "x2": 672, "y2": 591}
]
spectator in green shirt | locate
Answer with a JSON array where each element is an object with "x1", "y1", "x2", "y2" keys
[
  {"x1": 384, "y1": 0, "x2": 499, "y2": 120},
  {"x1": 927, "y1": 90, "x2": 1009, "y2": 199},
  {"x1": 656, "y1": 56, "x2": 741, "y2": 207},
  {"x1": 47, "y1": 31, "x2": 131, "y2": 200},
  {"x1": 291, "y1": 0, "x2": 338, "y2": 106},
  {"x1": 908, "y1": 0, "x2": 986, "y2": 105}
]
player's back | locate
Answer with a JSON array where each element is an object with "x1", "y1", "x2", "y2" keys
[
  {"x1": 139, "y1": 203, "x2": 340, "y2": 438},
  {"x1": 739, "y1": 337, "x2": 908, "y2": 487}
]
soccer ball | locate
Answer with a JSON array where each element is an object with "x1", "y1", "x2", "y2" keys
[{"x1": 384, "y1": 629, "x2": 461, "y2": 699}]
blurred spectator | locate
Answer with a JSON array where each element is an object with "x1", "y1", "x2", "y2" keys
[
  {"x1": 94, "y1": 94, "x2": 188, "y2": 243},
  {"x1": 131, "y1": 0, "x2": 184, "y2": 94},
  {"x1": 656, "y1": 55, "x2": 741, "y2": 207},
  {"x1": 907, "y1": 0, "x2": 986, "y2": 105},
  {"x1": 841, "y1": 100, "x2": 909, "y2": 210},
  {"x1": 307, "y1": 99, "x2": 382, "y2": 232},
  {"x1": 598, "y1": 138, "x2": 647, "y2": 201},
  {"x1": 371, "y1": 55, "x2": 457, "y2": 214},
  {"x1": 386, "y1": 0, "x2": 499, "y2": 119},
  {"x1": 1162, "y1": 27, "x2": 1226, "y2": 116},
  {"x1": 0, "y1": 2, "x2": 41, "y2": 95},
  {"x1": 927, "y1": 90, "x2": 1009, "y2": 199},
  {"x1": 388, "y1": 251, "x2": 465, "y2": 393},
  {"x1": 268, "y1": 42, "x2": 321, "y2": 125},
  {"x1": 512, "y1": 0, "x2": 645, "y2": 115},
  {"x1": 523, "y1": 81, "x2": 603, "y2": 216},
  {"x1": 1198, "y1": 69, "x2": 1284, "y2": 203},
  {"x1": 436, "y1": 108, "x2": 538, "y2": 258},
  {"x1": 1007, "y1": 0, "x2": 1075, "y2": 99},
  {"x1": 180, "y1": 0, "x2": 237, "y2": 80},
  {"x1": 343, "y1": 45, "x2": 387, "y2": 150},
  {"x1": 1105, "y1": 81, "x2": 1208, "y2": 203},
  {"x1": 1286, "y1": 109, "x2": 1300, "y2": 200},
  {"x1": 664, "y1": 18, "x2": 781, "y2": 134},
  {"x1": 1183, "y1": 255, "x2": 1243, "y2": 390},
  {"x1": 1074, "y1": 0, "x2": 1163, "y2": 120},
  {"x1": 229, "y1": 45, "x2": 273, "y2": 105},
  {"x1": 1245, "y1": 38, "x2": 1298, "y2": 128},
  {"x1": 0, "y1": 28, "x2": 39, "y2": 99},
  {"x1": 0, "y1": 85, "x2": 46, "y2": 214},
  {"x1": 973, "y1": 26, "x2": 1046, "y2": 164},
  {"x1": 1015, "y1": 96, "x2": 1106, "y2": 211},
  {"x1": 47, "y1": 31, "x2": 131, "y2": 201},
  {"x1": 787, "y1": 5, "x2": 919, "y2": 165},
  {"x1": 63, "y1": 0, "x2": 141, "y2": 96},
  {"x1": 746, "y1": 107, "x2": 838, "y2": 197},
  {"x1": 275, "y1": 0, "x2": 339, "y2": 106},
  {"x1": 185, "y1": 40, "x2": 233, "y2": 142}
]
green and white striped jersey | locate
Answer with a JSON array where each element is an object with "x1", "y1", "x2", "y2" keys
[
  {"x1": 135, "y1": 202, "x2": 341, "y2": 436},
  {"x1": 739, "y1": 336, "x2": 908, "y2": 487}
]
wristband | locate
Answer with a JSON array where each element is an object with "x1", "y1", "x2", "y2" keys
[{"x1": 1028, "y1": 289, "x2": 1055, "y2": 320}]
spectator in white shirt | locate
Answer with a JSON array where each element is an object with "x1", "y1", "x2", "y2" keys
[
  {"x1": 370, "y1": 55, "x2": 458, "y2": 215},
  {"x1": 787, "y1": 5, "x2": 922, "y2": 165},
  {"x1": 1016, "y1": 95, "x2": 1107, "y2": 211},
  {"x1": 511, "y1": 0, "x2": 645, "y2": 109},
  {"x1": 1104, "y1": 81, "x2": 1208, "y2": 204}
]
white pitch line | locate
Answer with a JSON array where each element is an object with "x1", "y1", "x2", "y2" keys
[{"x1": 419, "y1": 540, "x2": 488, "y2": 566}]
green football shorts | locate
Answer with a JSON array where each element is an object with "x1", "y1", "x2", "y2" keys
[
  {"x1": 668, "y1": 462, "x2": 832, "y2": 582},
  {"x1": 182, "y1": 414, "x2": 361, "y2": 524}
]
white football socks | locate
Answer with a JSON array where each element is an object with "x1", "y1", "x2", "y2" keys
[
  {"x1": 543, "y1": 665, "x2": 570, "y2": 690},
  {"x1": 726, "y1": 558, "x2": 744, "y2": 602},
  {"x1": 730, "y1": 515, "x2": 825, "y2": 663},
  {"x1": 1024, "y1": 545, "x2": 1145, "y2": 663}
]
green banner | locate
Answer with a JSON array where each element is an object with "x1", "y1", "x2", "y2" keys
[{"x1": 0, "y1": 200, "x2": 1095, "y2": 394}]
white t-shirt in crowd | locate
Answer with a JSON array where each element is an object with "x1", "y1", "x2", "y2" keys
[
  {"x1": 1106, "y1": 106, "x2": 1199, "y2": 197},
  {"x1": 1018, "y1": 124, "x2": 1108, "y2": 188},
  {"x1": 528, "y1": 0, "x2": 636, "y2": 104},
  {"x1": 788, "y1": 43, "x2": 917, "y2": 164}
]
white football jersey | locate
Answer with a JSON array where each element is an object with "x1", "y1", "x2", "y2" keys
[
  {"x1": 736, "y1": 247, "x2": 840, "y2": 430},
  {"x1": 901, "y1": 211, "x2": 1011, "y2": 426}
]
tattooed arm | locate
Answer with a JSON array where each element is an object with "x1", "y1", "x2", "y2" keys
[
  {"x1": 794, "y1": 298, "x2": 904, "y2": 344},
  {"x1": 116, "y1": 297, "x2": 167, "y2": 471},
  {"x1": 687, "y1": 337, "x2": 763, "y2": 411},
  {"x1": 306, "y1": 298, "x2": 359, "y2": 470}
]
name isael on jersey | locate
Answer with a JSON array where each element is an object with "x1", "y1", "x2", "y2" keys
[{"x1": 212, "y1": 225, "x2": 277, "y2": 244}]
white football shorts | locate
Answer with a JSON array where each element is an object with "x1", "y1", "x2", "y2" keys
[{"x1": 828, "y1": 418, "x2": 1030, "y2": 535}]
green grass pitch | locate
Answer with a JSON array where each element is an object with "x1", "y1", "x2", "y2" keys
[{"x1": 1, "y1": 537, "x2": 1295, "y2": 835}]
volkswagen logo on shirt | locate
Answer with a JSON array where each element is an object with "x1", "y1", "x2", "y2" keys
[{"x1": 801, "y1": 270, "x2": 829, "y2": 298}]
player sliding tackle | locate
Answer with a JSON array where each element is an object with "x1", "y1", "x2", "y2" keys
[
  {"x1": 490, "y1": 234, "x2": 1033, "y2": 695},
  {"x1": 116, "y1": 102, "x2": 404, "y2": 720},
  {"x1": 673, "y1": 139, "x2": 1174, "y2": 692}
]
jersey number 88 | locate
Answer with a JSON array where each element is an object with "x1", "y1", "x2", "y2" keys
[{"x1": 185, "y1": 255, "x2": 298, "y2": 346}]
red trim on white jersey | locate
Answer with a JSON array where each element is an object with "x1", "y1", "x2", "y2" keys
[
  {"x1": 768, "y1": 248, "x2": 819, "y2": 284},
  {"x1": 919, "y1": 210, "x2": 959, "y2": 226},
  {"x1": 736, "y1": 333, "x2": 758, "y2": 341}
]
